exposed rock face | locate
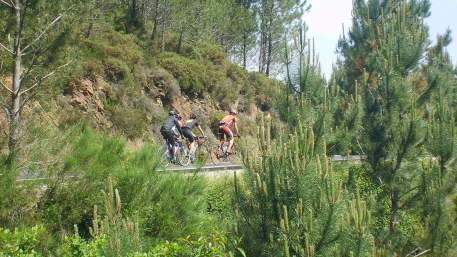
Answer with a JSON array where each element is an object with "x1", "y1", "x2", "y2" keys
[{"x1": 64, "y1": 78, "x2": 112, "y2": 128}]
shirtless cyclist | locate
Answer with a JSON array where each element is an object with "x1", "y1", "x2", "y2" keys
[{"x1": 218, "y1": 108, "x2": 239, "y2": 155}]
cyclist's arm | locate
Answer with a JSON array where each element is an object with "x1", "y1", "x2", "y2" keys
[
  {"x1": 234, "y1": 119, "x2": 239, "y2": 135},
  {"x1": 174, "y1": 119, "x2": 183, "y2": 136},
  {"x1": 197, "y1": 125, "x2": 205, "y2": 136}
]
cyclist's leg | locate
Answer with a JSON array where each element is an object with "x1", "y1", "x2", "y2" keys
[
  {"x1": 165, "y1": 131, "x2": 177, "y2": 157},
  {"x1": 182, "y1": 128, "x2": 196, "y2": 155},
  {"x1": 223, "y1": 127, "x2": 234, "y2": 154},
  {"x1": 161, "y1": 130, "x2": 172, "y2": 155},
  {"x1": 189, "y1": 139, "x2": 196, "y2": 156},
  {"x1": 217, "y1": 127, "x2": 226, "y2": 157}
]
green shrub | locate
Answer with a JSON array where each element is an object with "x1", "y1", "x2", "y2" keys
[
  {"x1": 157, "y1": 53, "x2": 207, "y2": 97},
  {"x1": 226, "y1": 63, "x2": 247, "y2": 83},
  {"x1": 103, "y1": 58, "x2": 133, "y2": 83},
  {"x1": 83, "y1": 30, "x2": 143, "y2": 66},
  {"x1": 209, "y1": 112, "x2": 225, "y2": 136},
  {"x1": 0, "y1": 225, "x2": 45, "y2": 257},
  {"x1": 137, "y1": 67, "x2": 181, "y2": 106},
  {"x1": 60, "y1": 235, "x2": 107, "y2": 257},
  {"x1": 0, "y1": 162, "x2": 34, "y2": 226},
  {"x1": 38, "y1": 127, "x2": 161, "y2": 236},
  {"x1": 205, "y1": 178, "x2": 234, "y2": 220},
  {"x1": 141, "y1": 175, "x2": 212, "y2": 241},
  {"x1": 236, "y1": 114, "x2": 257, "y2": 137},
  {"x1": 143, "y1": 230, "x2": 237, "y2": 257},
  {"x1": 57, "y1": 103, "x2": 95, "y2": 129},
  {"x1": 109, "y1": 105, "x2": 148, "y2": 139},
  {"x1": 186, "y1": 41, "x2": 226, "y2": 65},
  {"x1": 248, "y1": 72, "x2": 281, "y2": 111}
]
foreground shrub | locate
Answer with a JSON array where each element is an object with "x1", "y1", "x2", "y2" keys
[
  {"x1": 38, "y1": 126, "x2": 161, "y2": 237},
  {"x1": 235, "y1": 119, "x2": 377, "y2": 257},
  {"x1": 60, "y1": 235, "x2": 107, "y2": 257},
  {"x1": 144, "y1": 232, "x2": 236, "y2": 257},
  {"x1": 0, "y1": 225, "x2": 45, "y2": 257},
  {"x1": 141, "y1": 175, "x2": 210, "y2": 241}
]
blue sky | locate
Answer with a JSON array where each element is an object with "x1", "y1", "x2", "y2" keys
[{"x1": 304, "y1": 0, "x2": 457, "y2": 78}]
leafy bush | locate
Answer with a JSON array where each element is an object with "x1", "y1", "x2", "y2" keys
[
  {"x1": 38, "y1": 126, "x2": 161, "y2": 236},
  {"x1": 109, "y1": 105, "x2": 148, "y2": 139},
  {"x1": 103, "y1": 57, "x2": 133, "y2": 83},
  {"x1": 83, "y1": 30, "x2": 143, "y2": 66},
  {"x1": 0, "y1": 161, "x2": 36, "y2": 227},
  {"x1": 141, "y1": 175, "x2": 211, "y2": 241},
  {"x1": 205, "y1": 178, "x2": 234, "y2": 220},
  {"x1": 138, "y1": 67, "x2": 181, "y2": 105},
  {"x1": 140, "y1": 230, "x2": 238, "y2": 257},
  {"x1": 0, "y1": 225, "x2": 45, "y2": 257},
  {"x1": 157, "y1": 53, "x2": 207, "y2": 97},
  {"x1": 247, "y1": 72, "x2": 281, "y2": 112},
  {"x1": 60, "y1": 235, "x2": 107, "y2": 257},
  {"x1": 209, "y1": 112, "x2": 225, "y2": 136},
  {"x1": 186, "y1": 41, "x2": 226, "y2": 65}
]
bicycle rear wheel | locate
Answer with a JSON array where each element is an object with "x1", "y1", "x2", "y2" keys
[{"x1": 175, "y1": 144, "x2": 190, "y2": 166}]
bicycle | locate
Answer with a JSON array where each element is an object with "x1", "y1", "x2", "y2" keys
[
  {"x1": 193, "y1": 136, "x2": 217, "y2": 165},
  {"x1": 214, "y1": 135, "x2": 239, "y2": 163},
  {"x1": 176, "y1": 136, "x2": 215, "y2": 166},
  {"x1": 161, "y1": 138, "x2": 189, "y2": 166}
]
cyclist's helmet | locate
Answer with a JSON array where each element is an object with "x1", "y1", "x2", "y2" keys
[
  {"x1": 229, "y1": 108, "x2": 237, "y2": 115},
  {"x1": 189, "y1": 113, "x2": 197, "y2": 119},
  {"x1": 169, "y1": 110, "x2": 176, "y2": 116}
]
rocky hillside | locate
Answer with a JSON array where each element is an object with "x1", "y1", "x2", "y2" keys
[{"x1": 38, "y1": 29, "x2": 284, "y2": 144}]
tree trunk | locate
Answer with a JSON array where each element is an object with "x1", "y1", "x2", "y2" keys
[
  {"x1": 266, "y1": 29, "x2": 272, "y2": 76},
  {"x1": 140, "y1": 0, "x2": 146, "y2": 25},
  {"x1": 176, "y1": 27, "x2": 184, "y2": 54},
  {"x1": 258, "y1": 0, "x2": 267, "y2": 73},
  {"x1": 126, "y1": 0, "x2": 138, "y2": 32},
  {"x1": 265, "y1": 0, "x2": 274, "y2": 76},
  {"x1": 242, "y1": 31, "x2": 247, "y2": 69},
  {"x1": 85, "y1": 19, "x2": 94, "y2": 38},
  {"x1": 161, "y1": 19, "x2": 165, "y2": 52},
  {"x1": 389, "y1": 189, "x2": 399, "y2": 233},
  {"x1": 259, "y1": 27, "x2": 267, "y2": 73},
  {"x1": 7, "y1": 0, "x2": 23, "y2": 164},
  {"x1": 150, "y1": 0, "x2": 159, "y2": 41}
]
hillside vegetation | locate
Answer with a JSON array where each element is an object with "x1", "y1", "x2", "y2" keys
[{"x1": 1, "y1": 0, "x2": 457, "y2": 256}]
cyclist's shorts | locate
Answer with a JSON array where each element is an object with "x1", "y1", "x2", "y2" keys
[
  {"x1": 160, "y1": 128, "x2": 177, "y2": 146},
  {"x1": 182, "y1": 127, "x2": 195, "y2": 143},
  {"x1": 218, "y1": 126, "x2": 233, "y2": 140}
]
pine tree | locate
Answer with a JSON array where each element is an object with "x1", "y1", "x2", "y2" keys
[
  {"x1": 339, "y1": 0, "x2": 429, "y2": 234},
  {"x1": 234, "y1": 117, "x2": 378, "y2": 257},
  {"x1": 338, "y1": 0, "x2": 457, "y2": 254}
]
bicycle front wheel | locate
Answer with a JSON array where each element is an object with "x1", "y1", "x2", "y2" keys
[
  {"x1": 196, "y1": 144, "x2": 216, "y2": 165},
  {"x1": 161, "y1": 144, "x2": 171, "y2": 167}
]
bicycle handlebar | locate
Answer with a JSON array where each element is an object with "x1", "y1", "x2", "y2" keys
[{"x1": 194, "y1": 136, "x2": 208, "y2": 140}]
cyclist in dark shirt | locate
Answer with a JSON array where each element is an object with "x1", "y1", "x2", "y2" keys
[
  {"x1": 182, "y1": 112, "x2": 205, "y2": 156},
  {"x1": 160, "y1": 110, "x2": 183, "y2": 156}
]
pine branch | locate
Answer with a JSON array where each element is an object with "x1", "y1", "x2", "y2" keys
[
  {"x1": 0, "y1": 79, "x2": 14, "y2": 94},
  {"x1": 19, "y1": 61, "x2": 71, "y2": 96},
  {"x1": 22, "y1": 15, "x2": 63, "y2": 54},
  {"x1": 0, "y1": 0, "x2": 13, "y2": 8},
  {"x1": 0, "y1": 42, "x2": 14, "y2": 55}
]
